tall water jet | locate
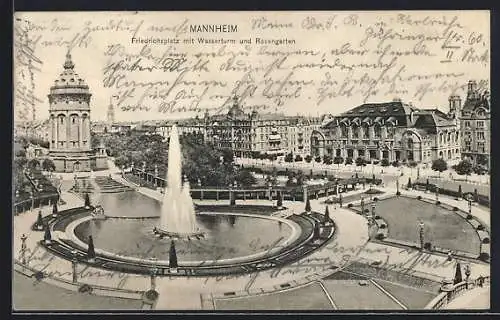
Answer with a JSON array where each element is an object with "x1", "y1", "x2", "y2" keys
[{"x1": 156, "y1": 125, "x2": 202, "y2": 237}]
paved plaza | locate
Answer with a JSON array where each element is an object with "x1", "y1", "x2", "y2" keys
[{"x1": 13, "y1": 166, "x2": 490, "y2": 310}]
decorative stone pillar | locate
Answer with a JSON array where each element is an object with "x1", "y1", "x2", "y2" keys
[
  {"x1": 54, "y1": 116, "x2": 59, "y2": 148},
  {"x1": 66, "y1": 112, "x2": 70, "y2": 148},
  {"x1": 79, "y1": 115, "x2": 83, "y2": 148}
]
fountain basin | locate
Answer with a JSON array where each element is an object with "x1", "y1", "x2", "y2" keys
[{"x1": 68, "y1": 212, "x2": 302, "y2": 267}]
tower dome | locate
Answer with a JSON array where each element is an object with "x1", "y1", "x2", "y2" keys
[
  {"x1": 48, "y1": 50, "x2": 107, "y2": 173},
  {"x1": 48, "y1": 51, "x2": 91, "y2": 108}
]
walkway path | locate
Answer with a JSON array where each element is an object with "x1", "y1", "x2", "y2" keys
[
  {"x1": 13, "y1": 173, "x2": 490, "y2": 310},
  {"x1": 443, "y1": 286, "x2": 490, "y2": 309}
]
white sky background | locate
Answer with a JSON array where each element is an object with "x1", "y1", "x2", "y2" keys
[{"x1": 14, "y1": 11, "x2": 490, "y2": 122}]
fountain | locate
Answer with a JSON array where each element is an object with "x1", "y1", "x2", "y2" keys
[{"x1": 155, "y1": 125, "x2": 202, "y2": 238}]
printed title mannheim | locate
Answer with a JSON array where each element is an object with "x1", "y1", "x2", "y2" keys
[{"x1": 189, "y1": 24, "x2": 238, "y2": 33}]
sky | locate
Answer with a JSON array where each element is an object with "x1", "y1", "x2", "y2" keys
[{"x1": 14, "y1": 11, "x2": 490, "y2": 123}]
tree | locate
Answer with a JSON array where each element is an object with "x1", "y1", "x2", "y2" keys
[
  {"x1": 87, "y1": 235, "x2": 96, "y2": 260},
  {"x1": 236, "y1": 169, "x2": 256, "y2": 187},
  {"x1": 324, "y1": 206, "x2": 330, "y2": 222},
  {"x1": 314, "y1": 156, "x2": 322, "y2": 163},
  {"x1": 276, "y1": 191, "x2": 283, "y2": 209},
  {"x1": 458, "y1": 185, "x2": 462, "y2": 199},
  {"x1": 334, "y1": 156, "x2": 344, "y2": 167},
  {"x1": 345, "y1": 157, "x2": 353, "y2": 165},
  {"x1": 453, "y1": 261, "x2": 463, "y2": 284},
  {"x1": 27, "y1": 159, "x2": 40, "y2": 171},
  {"x1": 305, "y1": 198, "x2": 311, "y2": 212},
  {"x1": 42, "y1": 158, "x2": 56, "y2": 172},
  {"x1": 323, "y1": 155, "x2": 333, "y2": 165},
  {"x1": 284, "y1": 153, "x2": 293, "y2": 163},
  {"x1": 408, "y1": 160, "x2": 418, "y2": 175},
  {"x1": 36, "y1": 211, "x2": 43, "y2": 229},
  {"x1": 313, "y1": 223, "x2": 321, "y2": 239},
  {"x1": 381, "y1": 158, "x2": 390, "y2": 167},
  {"x1": 391, "y1": 160, "x2": 400, "y2": 167},
  {"x1": 426, "y1": 179, "x2": 430, "y2": 191},
  {"x1": 431, "y1": 159, "x2": 448, "y2": 178},
  {"x1": 305, "y1": 155, "x2": 312, "y2": 163},
  {"x1": 455, "y1": 159, "x2": 473, "y2": 179},
  {"x1": 220, "y1": 148, "x2": 234, "y2": 164},
  {"x1": 15, "y1": 149, "x2": 26, "y2": 158},
  {"x1": 477, "y1": 154, "x2": 488, "y2": 167},
  {"x1": 355, "y1": 157, "x2": 367, "y2": 168},
  {"x1": 169, "y1": 240, "x2": 178, "y2": 269},
  {"x1": 294, "y1": 154, "x2": 303, "y2": 162},
  {"x1": 44, "y1": 223, "x2": 52, "y2": 244},
  {"x1": 84, "y1": 193, "x2": 91, "y2": 208}
]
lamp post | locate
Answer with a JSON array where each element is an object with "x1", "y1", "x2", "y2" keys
[
  {"x1": 71, "y1": 249, "x2": 78, "y2": 283},
  {"x1": 468, "y1": 198, "x2": 472, "y2": 215},
  {"x1": 370, "y1": 204, "x2": 376, "y2": 226},
  {"x1": 419, "y1": 221, "x2": 425, "y2": 250},
  {"x1": 20, "y1": 234, "x2": 28, "y2": 266},
  {"x1": 150, "y1": 257, "x2": 158, "y2": 291},
  {"x1": 29, "y1": 190, "x2": 34, "y2": 211},
  {"x1": 436, "y1": 184, "x2": 439, "y2": 201},
  {"x1": 360, "y1": 196, "x2": 365, "y2": 215},
  {"x1": 464, "y1": 264, "x2": 471, "y2": 289},
  {"x1": 396, "y1": 178, "x2": 400, "y2": 195},
  {"x1": 154, "y1": 164, "x2": 158, "y2": 187},
  {"x1": 267, "y1": 181, "x2": 272, "y2": 201}
]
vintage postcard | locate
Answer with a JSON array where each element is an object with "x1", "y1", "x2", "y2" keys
[{"x1": 12, "y1": 11, "x2": 490, "y2": 311}]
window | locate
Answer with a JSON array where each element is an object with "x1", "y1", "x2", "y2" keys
[
  {"x1": 477, "y1": 132, "x2": 485, "y2": 140},
  {"x1": 60, "y1": 118, "x2": 64, "y2": 124},
  {"x1": 477, "y1": 121, "x2": 484, "y2": 128},
  {"x1": 72, "y1": 118, "x2": 75, "y2": 124},
  {"x1": 478, "y1": 142, "x2": 485, "y2": 153},
  {"x1": 465, "y1": 141, "x2": 471, "y2": 151},
  {"x1": 465, "y1": 121, "x2": 471, "y2": 128}
]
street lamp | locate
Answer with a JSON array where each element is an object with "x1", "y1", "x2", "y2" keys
[
  {"x1": 20, "y1": 234, "x2": 28, "y2": 266},
  {"x1": 71, "y1": 249, "x2": 78, "y2": 283},
  {"x1": 150, "y1": 257, "x2": 158, "y2": 291},
  {"x1": 465, "y1": 264, "x2": 471, "y2": 289},
  {"x1": 360, "y1": 196, "x2": 365, "y2": 215},
  {"x1": 418, "y1": 220, "x2": 425, "y2": 250},
  {"x1": 370, "y1": 204, "x2": 376, "y2": 226}
]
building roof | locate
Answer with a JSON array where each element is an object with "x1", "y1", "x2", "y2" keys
[
  {"x1": 340, "y1": 101, "x2": 418, "y2": 117},
  {"x1": 50, "y1": 51, "x2": 90, "y2": 91},
  {"x1": 462, "y1": 96, "x2": 490, "y2": 113},
  {"x1": 322, "y1": 100, "x2": 457, "y2": 135}
]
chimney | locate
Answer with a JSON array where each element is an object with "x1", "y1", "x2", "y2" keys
[
  {"x1": 448, "y1": 95, "x2": 462, "y2": 112},
  {"x1": 467, "y1": 80, "x2": 478, "y2": 99}
]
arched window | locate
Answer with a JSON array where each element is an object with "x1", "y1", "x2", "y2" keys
[
  {"x1": 407, "y1": 138, "x2": 413, "y2": 149},
  {"x1": 363, "y1": 124, "x2": 369, "y2": 139},
  {"x1": 374, "y1": 124, "x2": 381, "y2": 138}
]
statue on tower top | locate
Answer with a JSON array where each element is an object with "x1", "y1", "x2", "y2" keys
[{"x1": 63, "y1": 50, "x2": 75, "y2": 69}]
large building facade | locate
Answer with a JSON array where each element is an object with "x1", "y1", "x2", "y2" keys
[
  {"x1": 311, "y1": 99, "x2": 461, "y2": 164},
  {"x1": 459, "y1": 80, "x2": 490, "y2": 169},
  {"x1": 204, "y1": 96, "x2": 321, "y2": 157},
  {"x1": 48, "y1": 52, "x2": 107, "y2": 172}
]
